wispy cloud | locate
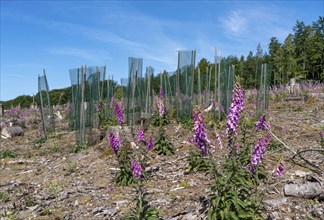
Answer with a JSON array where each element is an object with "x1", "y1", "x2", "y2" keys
[
  {"x1": 49, "y1": 47, "x2": 112, "y2": 63},
  {"x1": 220, "y1": 4, "x2": 292, "y2": 43},
  {"x1": 221, "y1": 11, "x2": 248, "y2": 35}
]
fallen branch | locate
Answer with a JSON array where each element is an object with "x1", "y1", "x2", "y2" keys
[{"x1": 269, "y1": 130, "x2": 323, "y2": 174}]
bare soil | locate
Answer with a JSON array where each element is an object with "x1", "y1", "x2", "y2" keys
[{"x1": 1, "y1": 96, "x2": 323, "y2": 220}]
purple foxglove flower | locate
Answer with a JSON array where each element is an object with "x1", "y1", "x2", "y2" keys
[
  {"x1": 159, "y1": 85, "x2": 164, "y2": 99},
  {"x1": 137, "y1": 128, "x2": 145, "y2": 143},
  {"x1": 154, "y1": 93, "x2": 165, "y2": 117},
  {"x1": 157, "y1": 101, "x2": 165, "y2": 117},
  {"x1": 109, "y1": 132, "x2": 121, "y2": 155},
  {"x1": 226, "y1": 81, "x2": 245, "y2": 137},
  {"x1": 193, "y1": 111, "x2": 211, "y2": 156},
  {"x1": 247, "y1": 135, "x2": 270, "y2": 174},
  {"x1": 215, "y1": 132, "x2": 223, "y2": 150},
  {"x1": 112, "y1": 98, "x2": 124, "y2": 125},
  {"x1": 146, "y1": 136, "x2": 154, "y2": 151},
  {"x1": 256, "y1": 115, "x2": 266, "y2": 131},
  {"x1": 131, "y1": 159, "x2": 142, "y2": 179},
  {"x1": 275, "y1": 162, "x2": 285, "y2": 176}
]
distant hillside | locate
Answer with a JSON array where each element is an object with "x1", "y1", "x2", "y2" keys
[{"x1": 0, "y1": 87, "x2": 71, "y2": 109}]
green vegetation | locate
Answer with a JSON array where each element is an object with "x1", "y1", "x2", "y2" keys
[
  {"x1": 71, "y1": 144, "x2": 88, "y2": 153},
  {"x1": 187, "y1": 149, "x2": 210, "y2": 172},
  {"x1": 0, "y1": 150, "x2": 16, "y2": 159},
  {"x1": 153, "y1": 128, "x2": 174, "y2": 156}
]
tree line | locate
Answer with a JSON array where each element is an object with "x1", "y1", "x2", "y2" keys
[{"x1": 1, "y1": 17, "x2": 322, "y2": 109}]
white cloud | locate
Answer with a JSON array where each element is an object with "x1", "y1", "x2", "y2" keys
[
  {"x1": 220, "y1": 4, "x2": 293, "y2": 44},
  {"x1": 221, "y1": 11, "x2": 248, "y2": 35}
]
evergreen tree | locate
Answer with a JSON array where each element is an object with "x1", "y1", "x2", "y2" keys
[
  {"x1": 283, "y1": 34, "x2": 299, "y2": 82},
  {"x1": 269, "y1": 37, "x2": 284, "y2": 84}
]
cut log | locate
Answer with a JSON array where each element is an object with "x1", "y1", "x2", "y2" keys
[
  {"x1": 284, "y1": 182, "x2": 324, "y2": 199},
  {"x1": 1, "y1": 126, "x2": 24, "y2": 139}
]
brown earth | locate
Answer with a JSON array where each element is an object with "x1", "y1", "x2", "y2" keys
[{"x1": 1, "y1": 96, "x2": 323, "y2": 220}]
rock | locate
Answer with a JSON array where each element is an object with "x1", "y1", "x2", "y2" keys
[
  {"x1": 264, "y1": 197, "x2": 288, "y2": 207},
  {"x1": 92, "y1": 206, "x2": 104, "y2": 214},
  {"x1": 59, "y1": 191, "x2": 68, "y2": 200},
  {"x1": 102, "y1": 208, "x2": 117, "y2": 217},
  {"x1": 114, "y1": 200, "x2": 129, "y2": 207},
  {"x1": 93, "y1": 207, "x2": 117, "y2": 217},
  {"x1": 182, "y1": 212, "x2": 198, "y2": 220},
  {"x1": 1, "y1": 126, "x2": 24, "y2": 139}
]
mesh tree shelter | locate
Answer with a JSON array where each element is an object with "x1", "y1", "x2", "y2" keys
[
  {"x1": 104, "y1": 74, "x2": 116, "y2": 120},
  {"x1": 176, "y1": 50, "x2": 196, "y2": 121},
  {"x1": 38, "y1": 69, "x2": 55, "y2": 139},
  {"x1": 218, "y1": 60, "x2": 235, "y2": 118},
  {"x1": 144, "y1": 66, "x2": 154, "y2": 114},
  {"x1": 196, "y1": 66, "x2": 214, "y2": 107},
  {"x1": 160, "y1": 70, "x2": 176, "y2": 114},
  {"x1": 256, "y1": 63, "x2": 272, "y2": 116},
  {"x1": 69, "y1": 65, "x2": 105, "y2": 146},
  {"x1": 126, "y1": 57, "x2": 144, "y2": 126}
]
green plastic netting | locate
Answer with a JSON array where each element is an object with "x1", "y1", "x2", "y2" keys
[
  {"x1": 196, "y1": 66, "x2": 214, "y2": 107},
  {"x1": 126, "y1": 57, "x2": 143, "y2": 126},
  {"x1": 161, "y1": 70, "x2": 176, "y2": 115},
  {"x1": 217, "y1": 60, "x2": 235, "y2": 118},
  {"x1": 69, "y1": 65, "x2": 105, "y2": 146},
  {"x1": 144, "y1": 66, "x2": 154, "y2": 115},
  {"x1": 256, "y1": 63, "x2": 272, "y2": 116},
  {"x1": 176, "y1": 50, "x2": 196, "y2": 121},
  {"x1": 38, "y1": 70, "x2": 55, "y2": 139}
]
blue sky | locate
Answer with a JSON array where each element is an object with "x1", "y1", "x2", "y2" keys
[{"x1": 1, "y1": 0, "x2": 323, "y2": 101}]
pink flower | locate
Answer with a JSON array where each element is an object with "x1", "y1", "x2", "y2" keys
[
  {"x1": 159, "y1": 86, "x2": 164, "y2": 99},
  {"x1": 275, "y1": 162, "x2": 285, "y2": 176},
  {"x1": 146, "y1": 136, "x2": 154, "y2": 151},
  {"x1": 153, "y1": 93, "x2": 165, "y2": 117},
  {"x1": 256, "y1": 115, "x2": 266, "y2": 131},
  {"x1": 193, "y1": 111, "x2": 212, "y2": 156},
  {"x1": 109, "y1": 132, "x2": 121, "y2": 155},
  {"x1": 112, "y1": 98, "x2": 124, "y2": 125},
  {"x1": 226, "y1": 81, "x2": 245, "y2": 136},
  {"x1": 215, "y1": 132, "x2": 223, "y2": 150},
  {"x1": 131, "y1": 159, "x2": 142, "y2": 179},
  {"x1": 137, "y1": 128, "x2": 145, "y2": 143},
  {"x1": 247, "y1": 135, "x2": 270, "y2": 174}
]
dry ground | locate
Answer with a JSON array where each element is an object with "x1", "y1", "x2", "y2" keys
[{"x1": 1, "y1": 96, "x2": 323, "y2": 220}]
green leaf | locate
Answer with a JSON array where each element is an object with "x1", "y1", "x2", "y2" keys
[
  {"x1": 238, "y1": 213, "x2": 253, "y2": 218},
  {"x1": 230, "y1": 212, "x2": 239, "y2": 220}
]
